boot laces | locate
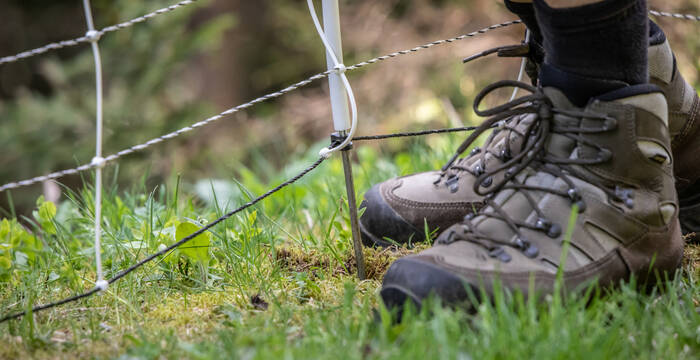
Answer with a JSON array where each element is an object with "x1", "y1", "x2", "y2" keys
[
  {"x1": 434, "y1": 38, "x2": 545, "y2": 192},
  {"x1": 434, "y1": 81, "x2": 537, "y2": 190},
  {"x1": 462, "y1": 36, "x2": 544, "y2": 84},
  {"x1": 438, "y1": 80, "x2": 632, "y2": 263}
]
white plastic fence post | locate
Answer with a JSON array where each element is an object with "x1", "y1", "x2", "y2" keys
[
  {"x1": 82, "y1": 0, "x2": 108, "y2": 292},
  {"x1": 322, "y1": 0, "x2": 351, "y2": 132},
  {"x1": 321, "y1": 0, "x2": 366, "y2": 280}
]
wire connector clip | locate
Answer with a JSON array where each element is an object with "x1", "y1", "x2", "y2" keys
[
  {"x1": 85, "y1": 30, "x2": 102, "y2": 43},
  {"x1": 91, "y1": 156, "x2": 106, "y2": 168},
  {"x1": 95, "y1": 279, "x2": 108, "y2": 291},
  {"x1": 333, "y1": 63, "x2": 346, "y2": 74}
]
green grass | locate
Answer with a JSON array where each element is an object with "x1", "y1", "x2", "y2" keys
[{"x1": 1, "y1": 134, "x2": 699, "y2": 359}]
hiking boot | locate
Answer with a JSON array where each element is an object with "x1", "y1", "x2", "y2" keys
[
  {"x1": 648, "y1": 30, "x2": 700, "y2": 237},
  {"x1": 360, "y1": 112, "x2": 536, "y2": 247},
  {"x1": 359, "y1": 27, "x2": 700, "y2": 247},
  {"x1": 380, "y1": 79, "x2": 684, "y2": 308}
]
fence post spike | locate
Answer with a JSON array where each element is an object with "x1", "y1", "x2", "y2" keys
[{"x1": 320, "y1": 0, "x2": 366, "y2": 280}]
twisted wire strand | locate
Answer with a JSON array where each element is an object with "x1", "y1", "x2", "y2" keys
[
  {"x1": 0, "y1": 8, "x2": 698, "y2": 323},
  {"x1": 0, "y1": 0, "x2": 198, "y2": 66},
  {"x1": 0, "y1": 156, "x2": 326, "y2": 323},
  {"x1": 81, "y1": 0, "x2": 108, "y2": 292},
  {"x1": 345, "y1": 20, "x2": 521, "y2": 71},
  {"x1": 353, "y1": 126, "x2": 479, "y2": 141},
  {"x1": 650, "y1": 9, "x2": 700, "y2": 21},
  {"x1": 0, "y1": 20, "x2": 521, "y2": 193},
  {"x1": 2, "y1": 8, "x2": 696, "y2": 67},
  {"x1": 1, "y1": 11, "x2": 697, "y2": 192}
]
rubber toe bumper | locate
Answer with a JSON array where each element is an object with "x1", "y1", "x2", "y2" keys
[
  {"x1": 359, "y1": 183, "x2": 425, "y2": 247},
  {"x1": 380, "y1": 256, "x2": 476, "y2": 309}
]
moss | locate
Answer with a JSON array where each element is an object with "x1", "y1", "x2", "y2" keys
[
  {"x1": 683, "y1": 242, "x2": 700, "y2": 277},
  {"x1": 275, "y1": 242, "x2": 430, "y2": 281}
]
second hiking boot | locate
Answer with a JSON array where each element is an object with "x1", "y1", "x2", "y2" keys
[
  {"x1": 381, "y1": 81, "x2": 684, "y2": 307},
  {"x1": 359, "y1": 31, "x2": 700, "y2": 246}
]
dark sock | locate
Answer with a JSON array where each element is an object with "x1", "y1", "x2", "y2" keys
[
  {"x1": 533, "y1": 0, "x2": 649, "y2": 105},
  {"x1": 504, "y1": 1, "x2": 542, "y2": 42},
  {"x1": 504, "y1": 0, "x2": 544, "y2": 64},
  {"x1": 648, "y1": 20, "x2": 666, "y2": 46}
]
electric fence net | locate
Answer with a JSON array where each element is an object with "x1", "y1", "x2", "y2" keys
[{"x1": 0, "y1": 0, "x2": 697, "y2": 323}]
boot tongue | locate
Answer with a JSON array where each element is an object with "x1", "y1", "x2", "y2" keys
[
  {"x1": 542, "y1": 83, "x2": 668, "y2": 174},
  {"x1": 538, "y1": 63, "x2": 628, "y2": 107},
  {"x1": 540, "y1": 85, "x2": 620, "y2": 165},
  {"x1": 540, "y1": 86, "x2": 581, "y2": 160}
]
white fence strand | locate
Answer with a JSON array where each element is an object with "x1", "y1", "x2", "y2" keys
[
  {"x1": 649, "y1": 9, "x2": 700, "y2": 21},
  {"x1": 0, "y1": 2, "x2": 697, "y2": 323},
  {"x1": 1, "y1": 8, "x2": 696, "y2": 67},
  {"x1": 0, "y1": 20, "x2": 521, "y2": 193},
  {"x1": 0, "y1": 0, "x2": 198, "y2": 66},
  {"x1": 81, "y1": 0, "x2": 107, "y2": 291},
  {"x1": 0, "y1": 8, "x2": 697, "y2": 192}
]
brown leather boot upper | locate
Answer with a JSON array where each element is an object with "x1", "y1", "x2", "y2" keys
[
  {"x1": 381, "y1": 83, "x2": 684, "y2": 306},
  {"x1": 649, "y1": 38, "x2": 700, "y2": 192},
  {"x1": 360, "y1": 37, "x2": 699, "y2": 246},
  {"x1": 359, "y1": 113, "x2": 535, "y2": 246},
  {"x1": 649, "y1": 38, "x2": 700, "y2": 235}
]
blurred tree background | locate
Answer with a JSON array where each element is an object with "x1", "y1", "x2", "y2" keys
[{"x1": 0, "y1": 0, "x2": 698, "y2": 215}]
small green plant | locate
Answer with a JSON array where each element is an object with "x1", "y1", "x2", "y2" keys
[{"x1": 0, "y1": 198, "x2": 50, "y2": 283}]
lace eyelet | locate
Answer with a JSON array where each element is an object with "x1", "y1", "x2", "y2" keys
[
  {"x1": 567, "y1": 189, "x2": 586, "y2": 212},
  {"x1": 547, "y1": 223, "x2": 562, "y2": 238},
  {"x1": 535, "y1": 218, "x2": 551, "y2": 230},
  {"x1": 603, "y1": 116, "x2": 618, "y2": 130},
  {"x1": 514, "y1": 237, "x2": 526, "y2": 248},
  {"x1": 470, "y1": 147, "x2": 481, "y2": 156},
  {"x1": 514, "y1": 237, "x2": 539, "y2": 258},
  {"x1": 489, "y1": 247, "x2": 503, "y2": 257},
  {"x1": 499, "y1": 148, "x2": 511, "y2": 161},
  {"x1": 445, "y1": 175, "x2": 459, "y2": 193},
  {"x1": 575, "y1": 200, "x2": 587, "y2": 212},
  {"x1": 481, "y1": 176, "x2": 493, "y2": 187},
  {"x1": 597, "y1": 149, "x2": 613, "y2": 162},
  {"x1": 489, "y1": 247, "x2": 512, "y2": 263},
  {"x1": 567, "y1": 188, "x2": 580, "y2": 201},
  {"x1": 439, "y1": 230, "x2": 457, "y2": 245},
  {"x1": 523, "y1": 244, "x2": 539, "y2": 258},
  {"x1": 505, "y1": 166, "x2": 518, "y2": 178},
  {"x1": 614, "y1": 186, "x2": 635, "y2": 209},
  {"x1": 534, "y1": 217, "x2": 561, "y2": 238}
]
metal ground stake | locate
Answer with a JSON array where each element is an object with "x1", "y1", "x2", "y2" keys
[{"x1": 321, "y1": 0, "x2": 366, "y2": 280}]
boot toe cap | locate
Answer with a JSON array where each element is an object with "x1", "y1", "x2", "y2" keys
[
  {"x1": 380, "y1": 255, "x2": 476, "y2": 309},
  {"x1": 359, "y1": 182, "x2": 425, "y2": 247}
]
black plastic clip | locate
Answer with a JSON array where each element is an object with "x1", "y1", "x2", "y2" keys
[{"x1": 330, "y1": 132, "x2": 353, "y2": 151}]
